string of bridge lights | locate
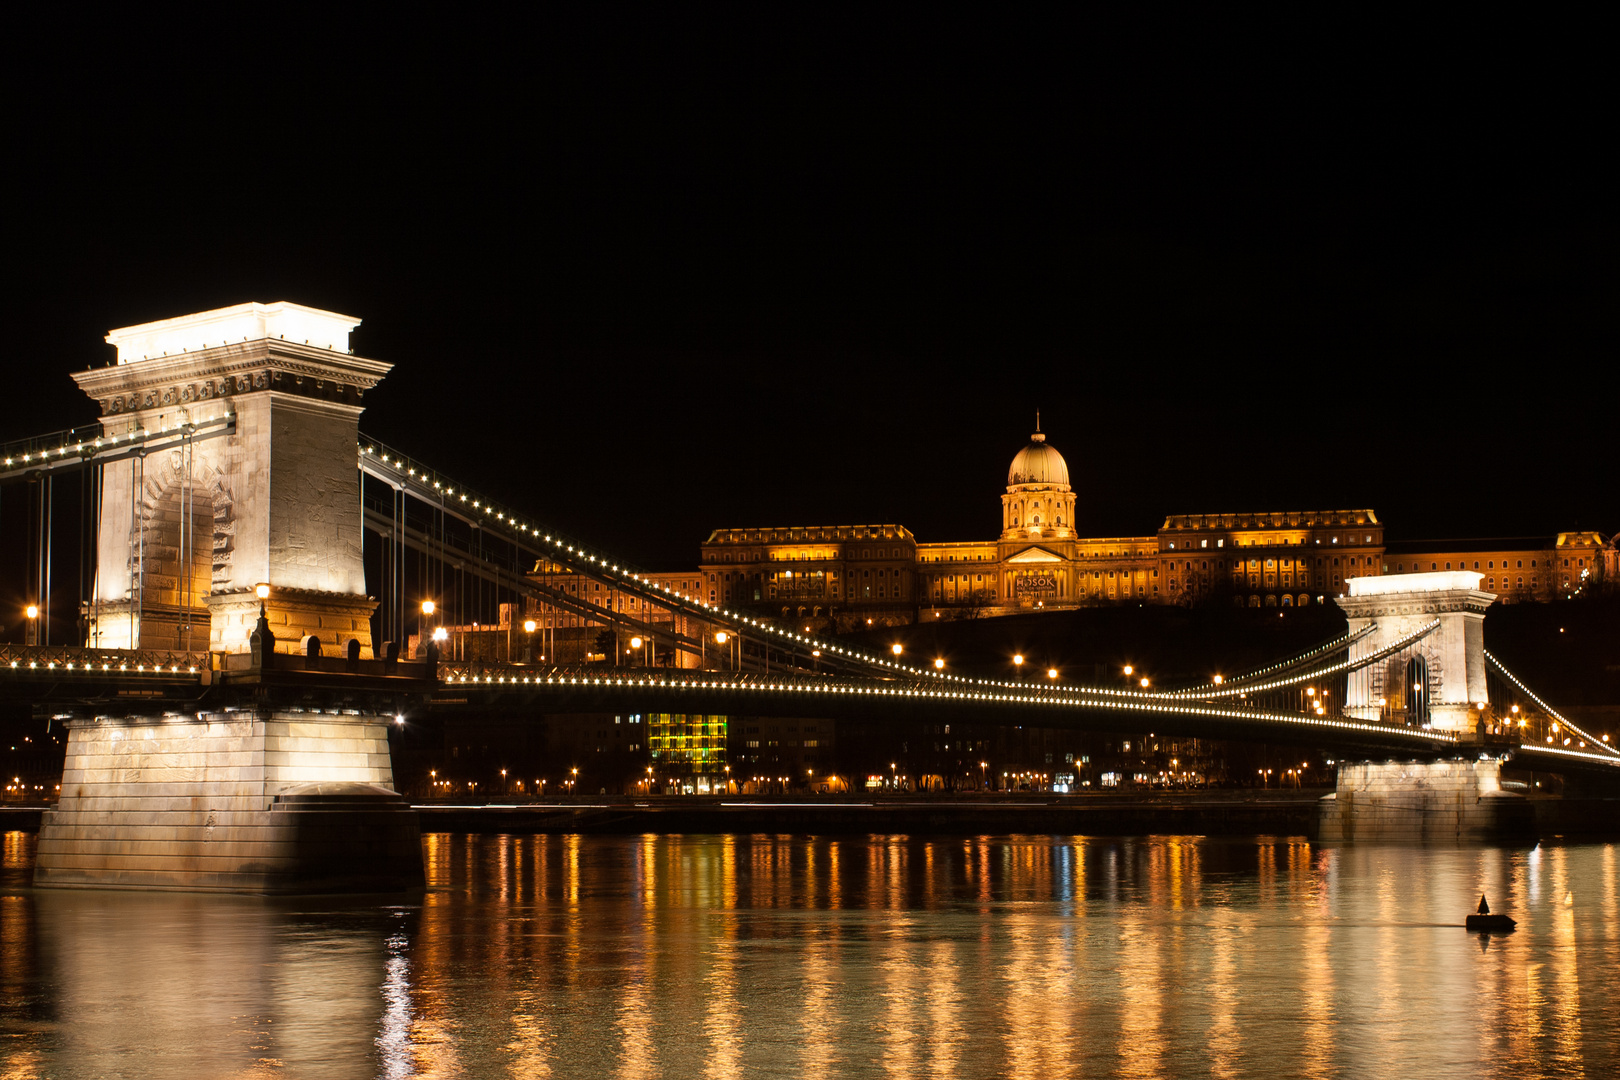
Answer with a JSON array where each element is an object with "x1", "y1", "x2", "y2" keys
[
  {"x1": 359, "y1": 438, "x2": 990, "y2": 681},
  {"x1": 4, "y1": 658, "x2": 200, "y2": 676},
  {"x1": 2, "y1": 413, "x2": 235, "y2": 475},
  {"x1": 1195, "y1": 625, "x2": 1377, "y2": 691},
  {"x1": 1487, "y1": 650, "x2": 1619, "y2": 758},
  {"x1": 1158, "y1": 619, "x2": 1441, "y2": 701},
  {"x1": 429, "y1": 664, "x2": 1465, "y2": 744}
]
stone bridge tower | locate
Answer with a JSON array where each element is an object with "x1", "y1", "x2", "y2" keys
[
  {"x1": 1335, "y1": 570, "x2": 1494, "y2": 732},
  {"x1": 73, "y1": 302, "x2": 390, "y2": 655}
]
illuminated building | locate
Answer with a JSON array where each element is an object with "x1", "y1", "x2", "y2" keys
[
  {"x1": 699, "y1": 423, "x2": 1392, "y2": 624},
  {"x1": 646, "y1": 712, "x2": 729, "y2": 793},
  {"x1": 514, "y1": 424, "x2": 1605, "y2": 639},
  {"x1": 1382, "y1": 532, "x2": 1608, "y2": 602}
]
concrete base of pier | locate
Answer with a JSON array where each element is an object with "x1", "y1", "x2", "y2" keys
[
  {"x1": 1318, "y1": 759, "x2": 1535, "y2": 842},
  {"x1": 33, "y1": 710, "x2": 424, "y2": 893}
]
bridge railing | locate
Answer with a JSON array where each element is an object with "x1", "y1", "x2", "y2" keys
[{"x1": 0, "y1": 643, "x2": 210, "y2": 677}]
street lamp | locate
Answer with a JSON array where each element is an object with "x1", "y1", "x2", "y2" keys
[
  {"x1": 1013, "y1": 654, "x2": 1024, "y2": 681},
  {"x1": 523, "y1": 618, "x2": 537, "y2": 662},
  {"x1": 630, "y1": 635, "x2": 645, "y2": 667},
  {"x1": 24, "y1": 604, "x2": 39, "y2": 646},
  {"x1": 1047, "y1": 667, "x2": 1059, "y2": 681},
  {"x1": 891, "y1": 643, "x2": 903, "y2": 658},
  {"x1": 420, "y1": 599, "x2": 436, "y2": 658},
  {"x1": 716, "y1": 630, "x2": 735, "y2": 671},
  {"x1": 934, "y1": 657, "x2": 945, "y2": 670}
]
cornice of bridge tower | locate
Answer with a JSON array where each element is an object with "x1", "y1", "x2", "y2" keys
[{"x1": 74, "y1": 345, "x2": 393, "y2": 422}]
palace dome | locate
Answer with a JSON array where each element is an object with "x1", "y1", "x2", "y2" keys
[{"x1": 1007, "y1": 431, "x2": 1070, "y2": 488}]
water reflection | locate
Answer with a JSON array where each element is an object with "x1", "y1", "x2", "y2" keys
[{"x1": 3, "y1": 831, "x2": 1619, "y2": 1078}]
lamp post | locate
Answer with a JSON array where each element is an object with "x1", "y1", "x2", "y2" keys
[
  {"x1": 630, "y1": 635, "x2": 645, "y2": 667},
  {"x1": 25, "y1": 604, "x2": 39, "y2": 647},
  {"x1": 420, "y1": 599, "x2": 436, "y2": 659},
  {"x1": 523, "y1": 619, "x2": 537, "y2": 663},
  {"x1": 1013, "y1": 654, "x2": 1024, "y2": 682}
]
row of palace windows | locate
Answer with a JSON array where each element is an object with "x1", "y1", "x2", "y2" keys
[
  {"x1": 1396, "y1": 558, "x2": 1555, "y2": 572},
  {"x1": 1169, "y1": 533, "x2": 1377, "y2": 551}
]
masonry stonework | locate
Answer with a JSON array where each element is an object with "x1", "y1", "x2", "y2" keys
[{"x1": 35, "y1": 710, "x2": 422, "y2": 892}]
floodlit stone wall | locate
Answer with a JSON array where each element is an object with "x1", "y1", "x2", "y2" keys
[
  {"x1": 1318, "y1": 759, "x2": 1533, "y2": 842},
  {"x1": 34, "y1": 710, "x2": 419, "y2": 892}
]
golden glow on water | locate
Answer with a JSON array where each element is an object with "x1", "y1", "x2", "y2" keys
[{"x1": 5, "y1": 832, "x2": 1620, "y2": 1077}]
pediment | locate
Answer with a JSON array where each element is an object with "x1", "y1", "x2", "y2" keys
[{"x1": 1006, "y1": 546, "x2": 1065, "y2": 565}]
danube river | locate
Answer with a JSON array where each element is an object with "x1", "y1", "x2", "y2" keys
[{"x1": 3, "y1": 830, "x2": 1617, "y2": 1078}]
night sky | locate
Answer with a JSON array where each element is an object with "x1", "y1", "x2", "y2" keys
[{"x1": 6, "y1": 10, "x2": 1614, "y2": 571}]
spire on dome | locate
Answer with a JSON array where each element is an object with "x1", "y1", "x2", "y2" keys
[{"x1": 1032, "y1": 410, "x2": 1044, "y2": 443}]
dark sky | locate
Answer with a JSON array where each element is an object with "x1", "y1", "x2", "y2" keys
[{"x1": 6, "y1": 10, "x2": 1615, "y2": 570}]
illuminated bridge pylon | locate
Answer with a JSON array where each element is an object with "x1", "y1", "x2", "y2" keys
[{"x1": 1334, "y1": 571, "x2": 1492, "y2": 731}]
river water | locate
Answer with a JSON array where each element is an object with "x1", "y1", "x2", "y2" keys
[{"x1": 2, "y1": 829, "x2": 1616, "y2": 1078}]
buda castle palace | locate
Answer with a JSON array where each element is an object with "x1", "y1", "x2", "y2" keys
[{"x1": 679, "y1": 424, "x2": 1611, "y2": 630}]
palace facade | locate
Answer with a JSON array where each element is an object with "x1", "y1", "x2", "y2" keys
[{"x1": 688, "y1": 426, "x2": 1610, "y2": 628}]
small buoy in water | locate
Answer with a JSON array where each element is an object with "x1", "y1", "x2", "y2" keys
[{"x1": 1467, "y1": 894, "x2": 1516, "y2": 932}]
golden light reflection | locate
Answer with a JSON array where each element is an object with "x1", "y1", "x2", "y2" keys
[
  {"x1": 6, "y1": 833, "x2": 1618, "y2": 1076},
  {"x1": 1205, "y1": 908, "x2": 1245, "y2": 1078},
  {"x1": 798, "y1": 937, "x2": 837, "y2": 1080}
]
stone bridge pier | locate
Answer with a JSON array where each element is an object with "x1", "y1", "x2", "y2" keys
[
  {"x1": 35, "y1": 302, "x2": 423, "y2": 893},
  {"x1": 1320, "y1": 571, "x2": 1531, "y2": 841}
]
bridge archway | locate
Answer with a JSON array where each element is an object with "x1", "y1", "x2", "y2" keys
[{"x1": 1403, "y1": 655, "x2": 1430, "y2": 727}]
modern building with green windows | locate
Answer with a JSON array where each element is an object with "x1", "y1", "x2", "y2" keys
[{"x1": 647, "y1": 713, "x2": 729, "y2": 793}]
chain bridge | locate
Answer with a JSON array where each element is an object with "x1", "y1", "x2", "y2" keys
[{"x1": 2, "y1": 302, "x2": 1613, "y2": 891}]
